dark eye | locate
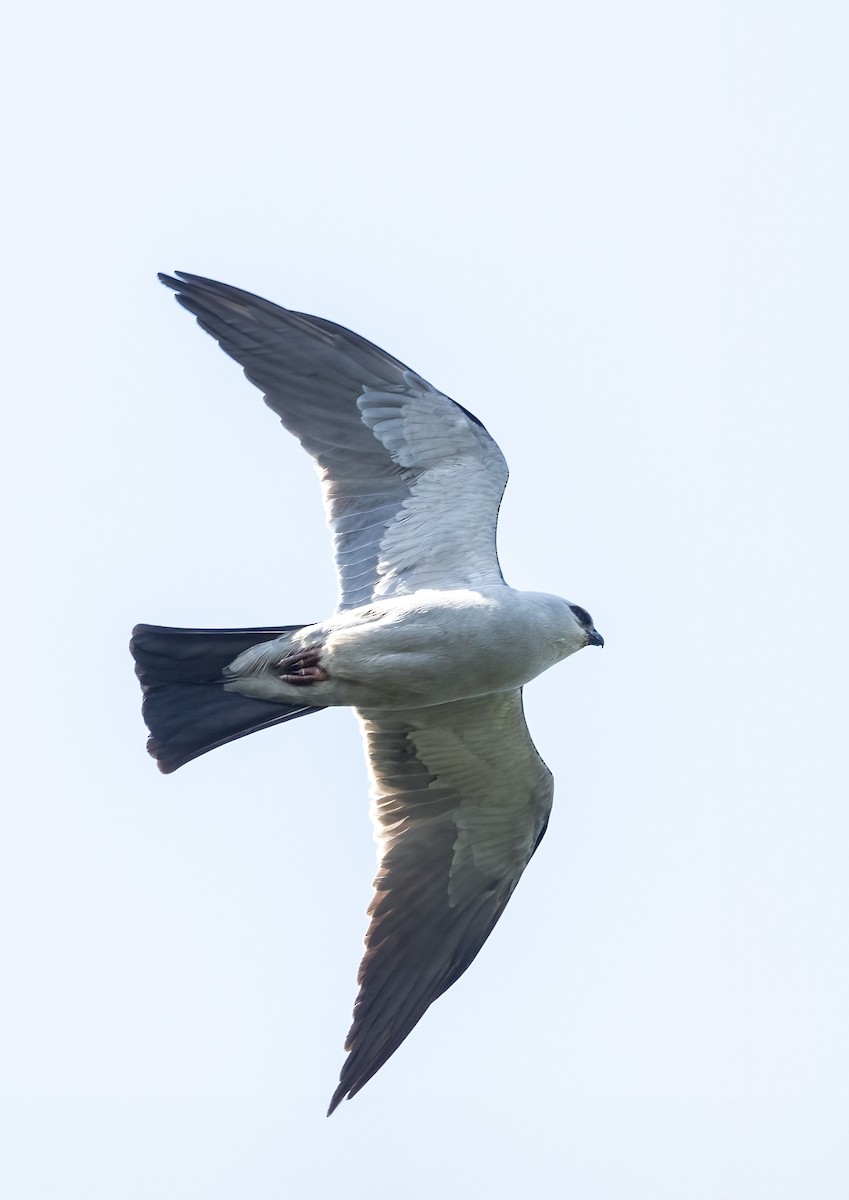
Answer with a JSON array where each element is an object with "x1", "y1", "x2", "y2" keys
[{"x1": 569, "y1": 604, "x2": 593, "y2": 628}]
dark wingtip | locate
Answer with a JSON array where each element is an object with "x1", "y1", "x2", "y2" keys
[
  {"x1": 159, "y1": 270, "x2": 226, "y2": 291},
  {"x1": 326, "y1": 1082, "x2": 348, "y2": 1117},
  {"x1": 159, "y1": 270, "x2": 203, "y2": 292}
]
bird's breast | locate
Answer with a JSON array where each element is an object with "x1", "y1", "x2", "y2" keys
[{"x1": 320, "y1": 589, "x2": 564, "y2": 709}]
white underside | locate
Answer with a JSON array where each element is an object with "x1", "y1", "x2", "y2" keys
[{"x1": 223, "y1": 585, "x2": 585, "y2": 711}]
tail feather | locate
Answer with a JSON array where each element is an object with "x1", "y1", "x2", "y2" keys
[{"x1": 130, "y1": 623, "x2": 323, "y2": 773}]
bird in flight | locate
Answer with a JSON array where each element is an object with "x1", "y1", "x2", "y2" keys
[{"x1": 131, "y1": 272, "x2": 603, "y2": 1114}]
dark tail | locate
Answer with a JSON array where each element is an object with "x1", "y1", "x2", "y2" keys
[{"x1": 130, "y1": 623, "x2": 324, "y2": 774}]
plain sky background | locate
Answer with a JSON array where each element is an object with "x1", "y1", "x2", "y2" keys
[{"x1": 2, "y1": 2, "x2": 847, "y2": 1197}]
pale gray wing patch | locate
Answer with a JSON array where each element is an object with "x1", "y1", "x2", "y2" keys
[
  {"x1": 160, "y1": 273, "x2": 509, "y2": 609},
  {"x1": 327, "y1": 691, "x2": 553, "y2": 1112},
  {"x1": 351, "y1": 383, "x2": 508, "y2": 600}
]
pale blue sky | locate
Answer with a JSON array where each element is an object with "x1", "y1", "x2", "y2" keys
[{"x1": 2, "y1": 2, "x2": 848, "y2": 1197}]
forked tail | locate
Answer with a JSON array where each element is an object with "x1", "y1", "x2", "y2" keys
[{"x1": 130, "y1": 624, "x2": 323, "y2": 773}]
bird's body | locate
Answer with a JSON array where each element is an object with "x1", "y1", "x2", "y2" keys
[
  {"x1": 131, "y1": 272, "x2": 602, "y2": 1113},
  {"x1": 224, "y1": 586, "x2": 584, "y2": 710}
]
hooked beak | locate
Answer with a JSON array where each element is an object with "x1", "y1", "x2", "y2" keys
[{"x1": 586, "y1": 628, "x2": 604, "y2": 648}]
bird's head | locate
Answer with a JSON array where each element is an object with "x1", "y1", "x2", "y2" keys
[{"x1": 568, "y1": 603, "x2": 604, "y2": 650}]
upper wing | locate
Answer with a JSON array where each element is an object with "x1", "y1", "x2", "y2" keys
[
  {"x1": 159, "y1": 272, "x2": 509, "y2": 609},
  {"x1": 328, "y1": 689, "x2": 553, "y2": 1113}
]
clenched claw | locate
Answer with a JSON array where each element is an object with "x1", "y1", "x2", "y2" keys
[{"x1": 277, "y1": 648, "x2": 329, "y2": 686}]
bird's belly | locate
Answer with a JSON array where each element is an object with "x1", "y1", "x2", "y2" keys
[
  {"x1": 224, "y1": 590, "x2": 566, "y2": 710},
  {"x1": 321, "y1": 598, "x2": 559, "y2": 708}
]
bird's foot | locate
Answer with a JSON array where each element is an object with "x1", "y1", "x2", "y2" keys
[{"x1": 277, "y1": 648, "x2": 329, "y2": 685}]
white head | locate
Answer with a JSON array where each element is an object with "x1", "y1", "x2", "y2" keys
[
  {"x1": 541, "y1": 595, "x2": 604, "y2": 664},
  {"x1": 568, "y1": 602, "x2": 604, "y2": 650}
]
